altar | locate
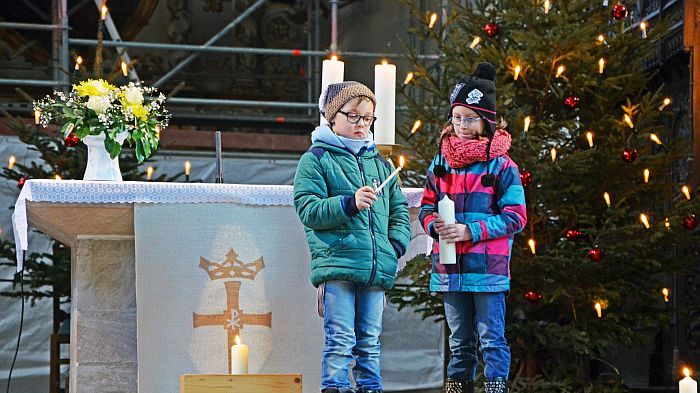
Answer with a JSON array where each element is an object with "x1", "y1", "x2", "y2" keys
[{"x1": 12, "y1": 180, "x2": 440, "y2": 393}]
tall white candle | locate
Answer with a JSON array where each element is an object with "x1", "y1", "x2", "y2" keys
[
  {"x1": 680, "y1": 368, "x2": 698, "y2": 393},
  {"x1": 437, "y1": 195, "x2": 457, "y2": 265},
  {"x1": 231, "y1": 335, "x2": 249, "y2": 375},
  {"x1": 374, "y1": 61, "x2": 396, "y2": 145},
  {"x1": 320, "y1": 56, "x2": 345, "y2": 125}
]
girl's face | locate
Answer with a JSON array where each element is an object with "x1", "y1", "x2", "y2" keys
[
  {"x1": 451, "y1": 106, "x2": 485, "y2": 140},
  {"x1": 332, "y1": 98, "x2": 375, "y2": 140}
]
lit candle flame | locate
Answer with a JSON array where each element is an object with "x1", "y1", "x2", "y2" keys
[
  {"x1": 684, "y1": 368, "x2": 691, "y2": 378},
  {"x1": 235, "y1": 335, "x2": 241, "y2": 346},
  {"x1": 470, "y1": 36, "x2": 481, "y2": 49},
  {"x1": 524, "y1": 116, "x2": 531, "y2": 133},
  {"x1": 544, "y1": 0, "x2": 551, "y2": 14},
  {"x1": 54, "y1": 174, "x2": 62, "y2": 181},
  {"x1": 428, "y1": 13, "x2": 438, "y2": 29},
  {"x1": 624, "y1": 114, "x2": 634, "y2": 128},
  {"x1": 399, "y1": 155, "x2": 406, "y2": 168},
  {"x1": 658, "y1": 97, "x2": 671, "y2": 111},
  {"x1": 528, "y1": 238, "x2": 536, "y2": 254},
  {"x1": 640, "y1": 21, "x2": 647, "y2": 39},
  {"x1": 550, "y1": 148, "x2": 557, "y2": 162},
  {"x1": 147, "y1": 166, "x2": 154, "y2": 181},
  {"x1": 682, "y1": 185, "x2": 691, "y2": 200},
  {"x1": 8, "y1": 155, "x2": 16, "y2": 170},
  {"x1": 594, "y1": 302, "x2": 602, "y2": 318},
  {"x1": 121, "y1": 61, "x2": 128, "y2": 77},
  {"x1": 185, "y1": 161, "x2": 191, "y2": 176},
  {"x1": 644, "y1": 168, "x2": 650, "y2": 183},
  {"x1": 598, "y1": 58, "x2": 605, "y2": 74},
  {"x1": 75, "y1": 55, "x2": 83, "y2": 70},
  {"x1": 514, "y1": 64, "x2": 521, "y2": 80},
  {"x1": 101, "y1": 5, "x2": 108, "y2": 20},
  {"x1": 381, "y1": 60, "x2": 388, "y2": 66},
  {"x1": 650, "y1": 133, "x2": 663, "y2": 145},
  {"x1": 603, "y1": 192, "x2": 611, "y2": 207},
  {"x1": 404, "y1": 72, "x2": 414, "y2": 85},
  {"x1": 640, "y1": 213, "x2": 650, "y2": 229},
  {"x1": 556, "y1": 65, "x2": 565, "y2": 78},
  {"x1": 586, "y1": 131, "x2": 594, "y2": 147},
  {"x1": 410, "y1": 119, "x2": 422, "y2": 134},
  {"x1": 34, "y1": 110, "x2": 41, "y2": 125},
  {"x1": 330, "y1": 55, "x2": 338, "y2": 61},
  {"x1": 662, "y1": 288, "x2": 669, "y2": 302}
]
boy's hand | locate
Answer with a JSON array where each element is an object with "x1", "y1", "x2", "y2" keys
[
  {"x1": 441, "y1": 224, "x2": 473, "y2": 243},
  {"x1": 432, "y1": 212, "x2": 446, "y2": 234},
  {"x1": 355, "y1": 186, "x2": 378, "y2": 211}
]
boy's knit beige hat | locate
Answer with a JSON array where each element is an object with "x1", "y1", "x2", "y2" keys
[{"x1": 319, "y1": 81, "x2": 376, "y2": 124}]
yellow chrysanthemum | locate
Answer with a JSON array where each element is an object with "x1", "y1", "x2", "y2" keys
[
  {"x1": 74, "y1": 79, "x2": 116, "y2": 97},
  {"x1": 129, "y1": 104, "x2": 148, "y2": 121}
]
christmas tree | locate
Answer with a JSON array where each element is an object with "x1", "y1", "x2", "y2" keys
[{"x1": 390, "y1": 0, "x2": 700, "y2": 389}]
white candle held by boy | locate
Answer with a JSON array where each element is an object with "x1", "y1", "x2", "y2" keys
[{"x1": 373, "y1": 156, "x2": 404, "y2": 195}]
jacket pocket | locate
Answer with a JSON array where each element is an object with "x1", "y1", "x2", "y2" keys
[{"x1": 324, "y1": 233, "x2": 357, "y2": 257}]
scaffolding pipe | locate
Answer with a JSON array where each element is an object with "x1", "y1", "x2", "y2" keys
[
  {"x1": 330, "y1": 0, "x2": 338, "y2": 53},
  {"x1": 168, "y1": 97, "x2": 317, "y2": 109},
  {"x1": 0, "y1": 22, "x2": 61, "y2": 31},
  {"x1": 0, "y1": 79, "x2": 66, "y2": 87},
  {"x1": 154, "y1": 0, "x2": 269, "y2": 88},
  {"x1": 69, "y1": 39, "x2": 441, "y2": 60},
  {"x1": 54, "y1": 0, "x2": 70, "y2": 91}
]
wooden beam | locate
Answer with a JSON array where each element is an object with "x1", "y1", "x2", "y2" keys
[
  {"x1": 687, "y1": 1, "x2": 700, "y2": 187},
  {"x1": 0, "y1": 118, "x2": 311, "y2": 153}
]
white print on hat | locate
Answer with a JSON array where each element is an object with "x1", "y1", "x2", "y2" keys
[
  {"x1": 450, "y1": 83, "x2": 464, "y2": 103},
  {"x1": 466, "y1": 89, "x2": 483, "y2": 104}
]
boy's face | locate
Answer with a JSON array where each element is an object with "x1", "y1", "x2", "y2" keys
[
  {"x1": 332, "y1": 98, "x2": 375, "y2": 140},
  {"x1": 451, "y1": 106, "x2": 485, "y2": 140}
]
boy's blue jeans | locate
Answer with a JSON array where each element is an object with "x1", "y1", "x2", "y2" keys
[
  {"x1": 443, "y1": 291, "x2": 510, "y2": 381},
  {"x1": 321, "y1": 280, "x2": 385, "y2": 391}
]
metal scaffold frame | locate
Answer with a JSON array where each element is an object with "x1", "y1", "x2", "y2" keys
[{"x1": 0, "y1": 0, "x2": 439, "y2": 123}]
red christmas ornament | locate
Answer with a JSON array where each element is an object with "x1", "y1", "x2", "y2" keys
[
  {"x1": 18, "y1": 176, "x2": 26, "y2": 189},
  {"x1": 621, "y1": 147, "x2": 638, "y2": 163},
  {"x1": 64, "y1": 132, "x2": 80, "y2": 147},
  {"x1": 683, "y1": 215, "x2": 698, "y2": 230},
  {"x1": 566, "y1": 229, "x2": 583, "y2": 242},
  {"x1": 524, "y1": 290, "x2": 542, "y2": 303},
  {"x1": 483, "y1": 20, "x2": 499, "y2": 37},
  {"x1": 611, "y1": 3, "x2": 628, "y2": 20},
  {"x1": 564, "y1": 95, "x2": 580, "y2": 109},
  {"x1": 519, "y1": 170, "x2": 533, "y2": 187},
  {"x1": 588, "y1": 247, "x2": 604, "y2": 262}
]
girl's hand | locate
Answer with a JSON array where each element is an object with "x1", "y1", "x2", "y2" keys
[
  {"x1": 432, "y1": 212, "x2": 446, "y2": 234},
  {"x1": 355, "y1": 186, "x2": 378, "y2": 211},
  {"x1": 441, "y1": 224, "x2": 473, "y2": 243}
]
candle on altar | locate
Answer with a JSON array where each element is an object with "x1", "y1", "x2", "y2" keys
[
  {"x1": 437, "y1": 195, "x2": 457, "y2": 265},
  {"x1": 99, "y1": 4, "x2": 108, "y2": 32},
  {"x1": 374, "y1": 156, "x2": 404, "y2": 194},
  {"x1": 231, "y1": 335, "x2": 249, "y2": 375},
  {"x1": 320, "y1": 55, "x2": 344, "y2": 125},
  {"x1": 680, "y1": 368, "x2": 697, "y2": 393},
  {"x1": 146, "y1": 165, "x2": 154, "y2": 181},
  {"x1": 185, "y1": 161, "x2": 191, "y2": 182},
  {"x1": 121, "y1": 61, "x2": 128, "y2": 77},
  {"x1": 8, "y1": 155, "x2": 16, "y2": 170},
  {"x1": 374, "y1": 60, "x2": 396, "y2": 145}
]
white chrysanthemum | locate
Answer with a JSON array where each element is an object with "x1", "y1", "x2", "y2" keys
[{"x1": 86, "y1": 95, "x2": 111, "y2": 114}]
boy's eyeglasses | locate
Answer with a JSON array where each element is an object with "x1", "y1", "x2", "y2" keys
[
  {"x1": 451, "y1": 116, "x2": 482, "y2": 126},
  {"x1": 338, "y1": 110, "x2": 377, "y2": 126}
]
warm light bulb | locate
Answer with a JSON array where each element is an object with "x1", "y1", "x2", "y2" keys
[
  {"x1": 75, "y1": 55, "x2": 83, "y2": 70},
  {"x1": 8, "y1": 155, "x2": 16, "y2": 170},
  {"x1": 155, "y1": 125, "x2": 161, "y2": 139},
  {"x1": 185, "y1": 161, "x2": 191, "y2": 176},
  {"x1": 640, "y1": 213, "x2": 650, "y2": 229},
  {"x1": 470, "y1": 36, "x2": 481, "y2": 49},
  {"x1": 528, "y1": 238, "x2": 536, "y2": 254},
  {"x1": 428, "y1": 13, "x2": 438, "y2": 29},
  {"x1": 640, "y1": 21, "x2": 648, "y2": 39},
  {"x1": 597, "y1": 34, "x2": 606, "y2": 43},
  {"x1": 658, "y1": 97, "x2": 671, "y2": 111},
  {"x1": 586, "y1": 131, "x2": 594, "y2": 147},
  {"x1": 54, "y1": 174, "x2": 62, "y2": 181},
  {"x1": 665, "y1": 217, "x2": 671, "y2": 229},
  {"x1": 624, "y1": 114, "x2": 634, "y2": 128},
  {"x1": 101, "y1": 5, "x2": 108, "y2": 20},
  {"x1": 556, "y1": 64, "x2": 565, "y2": 78},
  {"x1": 404, "y1": 72, "x2": 414, "y2": 85},
  {"x1": 644, "y1": 168, "x2": 650, "y2": 183},
  {"x1": 146, "y1": 166, "x2": 154, "y2": 180},
  {"x1": 544, "y1": 0, "x2": 551, "y2": 14},
  {"x1": 662, "y1": 288, "x2": 669, "y2": 302},
  {"x1": 594, "y1": 302, "x2": 602, "y2": 318},
  {"x1": 121, "y1": 61, "x2": 128, "y2": 77},
  {"x1": 524, "y1": 116, "x2": 531, "y2": 133},
  {"x1": 682, "y1": 185, "x2": 691, "y2": 200},
  {"x1": 598, "y1": 58, "x2": 605, "y2": 74},
  {"x1": 550, "y1": 148, "x2": 557, "y2": 162},
  {"x1": 603, "y1": 192, "x2": 611, "y2": 207},
  {"x1": 514, "y1": 65, "x2": 521, "y2": 80},
  {"x1": 410, "y1": 120, "x2": 422, "y2": 134},
  {"x1": 650, "y1": 133, "x2": 663, "y2": 145}
]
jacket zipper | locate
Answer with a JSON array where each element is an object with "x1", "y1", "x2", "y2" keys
[{"x1": 356, "y1": 155, "x2": 378, "y2": 286}]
